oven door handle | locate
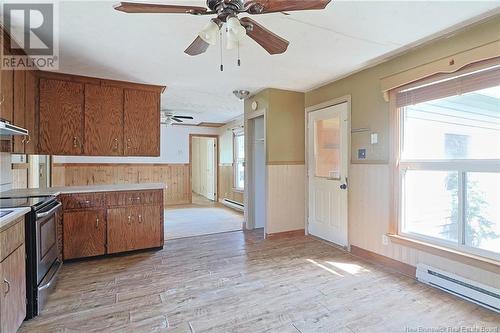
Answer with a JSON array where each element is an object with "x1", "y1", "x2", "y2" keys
[
  {"x1": 39, "y1": 260, "x2": 62, "y2": 291},
  {"x1": 36, "y1": 202, "x2": 62, "y2": 219}
]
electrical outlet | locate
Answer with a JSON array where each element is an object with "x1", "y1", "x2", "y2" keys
[{"x1": 382, "y1": 234, "x2": 389, "y2": 246}]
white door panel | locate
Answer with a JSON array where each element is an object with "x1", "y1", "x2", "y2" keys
[{"x1": 308, "y1": 102, "x2": 349, "y2": 247}]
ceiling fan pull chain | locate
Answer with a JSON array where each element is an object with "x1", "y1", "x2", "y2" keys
[
  {"x1": 237, "y1": 41, "x2": 241, "y2": 67},
  {"x1": 220, "y1": 30, "x2": 224, "y2": 72}
]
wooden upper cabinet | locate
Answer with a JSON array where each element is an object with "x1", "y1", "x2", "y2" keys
[
  {"x1": 124, "y1": 89, "x2": 160, "y2": 157},
  {"x1": 12, "y1": 71, "x2": 26, "y2": 153},
  {"x1": 39, "y1": 78, "x2": 84, "y2": 155},
  {"x1": 24, "y1": 70, "x2": 38, "y2": 154},
  {"x1": 84, "y1": 84, "x2": 124, "y2": 156},
  {"x1": 63, "y1": 209, "x2": 106, "y2": 260},
  {"x1": 0, "y1": 69, "x2": 13, "y2": 123}
]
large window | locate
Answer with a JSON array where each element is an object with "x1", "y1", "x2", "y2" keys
[
  {"x1": 233, "y1": 132, "x2": 245, "y2": 190},
  {"x1": 396, "y1": 64, "x2": 500, "y2": 260}
]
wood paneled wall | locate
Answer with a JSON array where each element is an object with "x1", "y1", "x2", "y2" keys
[
  {"x1": 52, "y1": 163, "x2": 190, "y2": 206},
  {"x1": 266, "y1": 164, "x2": 305, "y2": 234},
  {"x1": 218, "y1": 164, "x2": 243, "y2": 204}
]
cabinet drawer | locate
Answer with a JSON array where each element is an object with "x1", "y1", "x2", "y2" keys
[
  {"x1": 105, "y1": 190, "x2": 162, "y2": 207},
  {"x1": 0, "y1": 218, "x2": 25, "y2": 262},
  {"x1": 61, "y1": 193, "x2": 105, "y2": 210}
]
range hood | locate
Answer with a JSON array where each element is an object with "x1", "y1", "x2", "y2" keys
[{"x1": 0, "y1": 121, "x2": 29, "y2": 136}]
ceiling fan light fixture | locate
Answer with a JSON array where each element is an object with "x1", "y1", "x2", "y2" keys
[
  {"x1": 226, "y1": 16, "x2": 247, "y2": 40},
  {"x1": 226, "y1": 30, "x2": 239, "y2": 50},
  {"x1": 198, "y1": 20, "x2": 220, "y2": 45}
]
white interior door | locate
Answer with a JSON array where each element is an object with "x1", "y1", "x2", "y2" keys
[
  {"x1": 307, "y1": 102, "x2": 349, "y2": 247},
  {"x1": 206, "y1": 138, "x2": 216, "y2": 201}
]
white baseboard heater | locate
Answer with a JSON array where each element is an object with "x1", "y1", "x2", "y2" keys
[
  {"x1": 222, "y1": 198, "x2": 244, "y2": 212},
  {"x1": 416, "y1": 264, "x2": 500, "y2": 313}
]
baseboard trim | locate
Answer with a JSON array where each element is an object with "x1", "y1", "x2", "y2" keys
[
  {"x1": 350, "y1": 245, "x2": 417, "y2": 278},
  {"x1": 266, "y1": 229, "x2": 305, "y2": 240}
]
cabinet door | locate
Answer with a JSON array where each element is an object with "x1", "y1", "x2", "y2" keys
[
  {"x1": 0, "y1": 69, "x2": 13, "y2": 123},
  {"x1": 107, "y1": 205, "x2": 162, "y2": 254},
  {"x1": 124, "y1": 89, "x2": 160, "y2": 157},
  {"x1": 24, "y1": 70, "x2": 38, "y2": 154},
  {"x1": 39, "y1": 78, "x2": 84, "y2": 155},
  {"x1": 84, "y1": 84, "x2": 124, "y2": 156},
  {"x1": 132, "y1": 204, "x2": 162, "y2": 250},
  {"x1": 12, "y1": 70, "x2": 26, "y2": 153},
  {"x1": 63, "y1": 209, "x2": 106, "y2": 260},
  {"x1": 0, "y1": 245, "x2": 26, "y2": 333},
  {"x1": 107, "y1": 207, "x2": 133, "y2": 254}
]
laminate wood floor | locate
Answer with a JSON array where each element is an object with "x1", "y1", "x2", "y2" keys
[{"x1": 20, "y1": 231, "x2": 499, "y2": 333}]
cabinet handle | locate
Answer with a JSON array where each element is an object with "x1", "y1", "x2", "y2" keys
[
  {"x1": 25, "y1": 135, "x2": 31, "y2": 144},
  {"x1": 3, "y1": 279, "x2": 10, "y2": 295},
  {"x1": 113, "y1": 138, "x2": 119, "y2": 150},
  {"x1": 96, "y1": 217, "x2": 99, "y2": 228},
  {"x1": 138, "y1": 214, "x2": 142, "y2": 223},
  {"x1": 0, "y1": 97, "x2": 4, "y2": 105},
  {"x1": 126, "y1": 138, "x2": 132, "y2": 150},
  {"x1": 127, "y1": 215, "x2": 132, "y2": 224},
  {"x1": 73, "y1": 137, "x2": 79, "y2": 148},
  {"x1": 21, "y1": 136, "x2": 26, "y2": 144}
]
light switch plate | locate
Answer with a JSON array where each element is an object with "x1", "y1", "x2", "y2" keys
[
  {"x1": 371, "y1": 133, "x2": 378, "y2": 144},
  {"x1": 358, "y1": 149, "x2": 366, "y2": 159}
]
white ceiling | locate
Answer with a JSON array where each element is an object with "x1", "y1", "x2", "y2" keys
[{"x1": 42, "y1": 1, "x2": 500, "y2": 123}]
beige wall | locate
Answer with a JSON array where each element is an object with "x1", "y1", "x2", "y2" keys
[
  {"x1": 305, "y1": 17, "x2": 500, "y2": 287},
  {"x1": 245, "y1": 88, "x2": 305, "y2": 164},
  {"x1": 306, "y1": 17, "x2": 500, "y2": 164}
]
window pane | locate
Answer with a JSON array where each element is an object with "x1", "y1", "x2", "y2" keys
[
  {"x1": 236, "y1": 161, "x2": 244, "y2": 189},
  {"x1": 236, "y1": 135, "x2": 244, "y2": 159},
  {"x1": 402, "y1": 86, "x2": 500, "y2": 160},
  {"x1": 465, "y1": 172, "x2": 500, "y2": 253},
  {"x1": 403, "y1": 170, "x2": 458, "y2": 242},
  {"x1": 314, "y1": 116, "x2": 340, "y2": 178}
]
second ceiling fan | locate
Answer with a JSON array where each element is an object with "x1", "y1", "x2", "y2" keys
[{"x1": 114, "y1": 0, "x2": 332, "y2": 56}]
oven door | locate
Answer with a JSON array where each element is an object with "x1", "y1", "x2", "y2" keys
[{"x1": 35, "y1": 201, "x2": 61, "y2": 284}]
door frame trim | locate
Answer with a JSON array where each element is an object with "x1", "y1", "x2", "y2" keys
[
  {"x1": 189, "y1": 134, "x2": 219, "y2": 203},
  {"x1": 304, "y1": 95, "x2": 351, "y2": 245},
  {"x1": 244, "y1": 109, "x2": 267, "y2": 232}
]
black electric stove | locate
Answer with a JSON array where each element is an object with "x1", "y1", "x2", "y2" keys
[{"x1": 0, "y1": 195, "x2": 62, "y2": 320}]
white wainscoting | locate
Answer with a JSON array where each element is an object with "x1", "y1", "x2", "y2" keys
[
  {"x1": 267, "y1": 164, "x2": 305, "y2": 234},
  {"x1": 349, "y1": 163, "x2": 499, "y2": 288}
]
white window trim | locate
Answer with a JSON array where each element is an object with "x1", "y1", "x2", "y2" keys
[
  {"x1": 390, "y1": 93, "x2": 500, "y2": 262},
  {"x1": 233, "y1": 131, "x2": 244, "y2": 191}
]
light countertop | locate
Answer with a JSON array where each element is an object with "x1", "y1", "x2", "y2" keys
[
  {"x1": 0, "y1": 183, "x2": 166, "y2": 198},
  {"x1": 0, "y1": 207, "x2": 30, "y2": 231}
]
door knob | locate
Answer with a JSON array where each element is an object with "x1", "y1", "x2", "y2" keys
[
  {"x1": 3, "y1": 279, "x2": 10, "y2": 295},
  {"x1": 340, "y1": 177, "x2": 348, "y2": 190}
]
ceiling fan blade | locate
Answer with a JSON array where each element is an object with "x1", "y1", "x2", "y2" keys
[
  {"x1": 245, "y1": 0, "x2": 332, "y2": 14},
  {"x1": 114, "y1": 2, "x2": 208, "y2": 14},
  {"x1": 173, "y1": 116, "x2": 194, "y2": 119},
  {"x1": 171, "y1": 117, "x2": 183, "y2": 123},
  {"x1": 184, "y1": 36, "x2": 210, "y2": 56},
  {"x1": 240, "y1": 17, "x2": 289, "y2": 55}
]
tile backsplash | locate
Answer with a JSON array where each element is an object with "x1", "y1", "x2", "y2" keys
[{"x1": 0, "y1": 152, "x2": 12, "y2": 192}]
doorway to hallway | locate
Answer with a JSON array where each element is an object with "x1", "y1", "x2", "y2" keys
[{"x1": 190, "y1": 135, "x2": 218, "y2": 201}]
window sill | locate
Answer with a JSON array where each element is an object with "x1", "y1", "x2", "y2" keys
[
  {"x1": 387, "y1": 234, "x2": 500, "y2": 273},
  {"x1": 232, "y1": 188, "x2": 244, "y2": 193}
]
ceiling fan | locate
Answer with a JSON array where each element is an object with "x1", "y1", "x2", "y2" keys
[
  {"x1": 160, "y1": 110, "x2": 194, "y2": 125},
  {"x1": 114, "y1": 0, "x2": 332, "y2": 56}
]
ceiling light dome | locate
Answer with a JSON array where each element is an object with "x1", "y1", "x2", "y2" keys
[{"x1": 199, "y1": 20, "x2": 220, "y2": 45}]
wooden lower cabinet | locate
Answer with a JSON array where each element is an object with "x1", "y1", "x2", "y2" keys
[
  {"x1": 0, "y1": 239, "x2": 26, "y2": 333},
  {"x1": 107, "y1": 205, "x2": 162, "y2": 254},
  {"x1": 60, "y1": 190, "x2": 164, "y2": 260},
  {"x1": 63, "y1": 209, "x2": 106, "y2": 260}
]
